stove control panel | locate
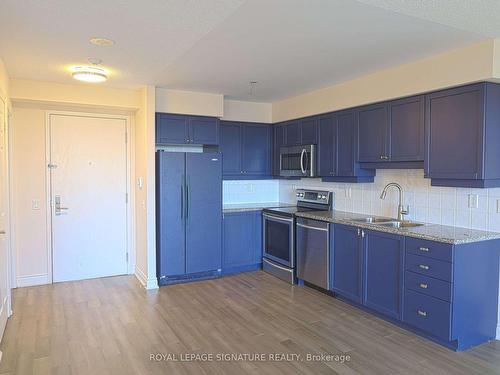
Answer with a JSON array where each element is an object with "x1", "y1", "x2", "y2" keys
[{"x1": 296, "y1": 189, "x2": 332, "y2": 205}]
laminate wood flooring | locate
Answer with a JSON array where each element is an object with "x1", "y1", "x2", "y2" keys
[{"x1": 1, "y1": 271, "x2": 500, "y2": 375}]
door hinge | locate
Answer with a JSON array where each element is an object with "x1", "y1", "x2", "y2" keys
[
  {"x1": 126, "y1": 252, "x2": 129, "y2": 262},
  {"x1": 47, "y1": 163, "x2": 58, "y2": 169}
]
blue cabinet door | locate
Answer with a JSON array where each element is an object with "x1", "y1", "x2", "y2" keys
[
  {"x1": 363, "y1": 230, "x2": 404, "y2": 319},
  {"x1": 301, "y1": 117, "x2": 318, "y2": 144},
  {"x1": 185, "y1": 153, "x2": 222, "y2": 273},
  {"x1": 426, "y1": 84, "x2": 484, "y2": 180},
  {"x1": 242, "y1": 123, "x2": 271, "y2": 176},
  {"x1": 223, "y1": 211, "x2": 255, "y2": 268},
  {"x1": 332, "y1": 224, "x2": 363, "y2": 303},
  {"x1": 318, "y1": 113, "x2": 336, "y2": 177},
  {"x1": 156, "y1": 113, "x2": 189, "y2": 144},
  {"x1": 156, "y1": 152, "x2": 186, "y2": 278},
  {"x1": 336, "y1": 110, "x2": 357, "y2": 177},
  {"x1": 220, "y1": 121, "x2": 242, "y2": 176},
  {"x1": 390, "y1": 96, "x2": 424, "y2": 161},
  {"x1": 284, "y1": 120, "x2": 301, "y2": 146},
  {"x1": 189, "y1": 116, "x2": 219, "y2": 145},
  {"x1": 358, "y1": 103, "x2": 389, "y2": 162},
  {"x1": 273, "y1": 124, "x2": 285, "y2": 176}
]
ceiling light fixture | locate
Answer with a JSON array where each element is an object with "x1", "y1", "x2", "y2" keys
[
  {"x1": 89, "y1": 37, "x2": 115, "y2": 47},
  {"x1": 71, "y1": 65, "x2": 107, "y2": 83}
]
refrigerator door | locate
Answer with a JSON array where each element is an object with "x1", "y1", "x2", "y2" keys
[
  {"x1": 156, "y1": 152, "x2": 186, "y2": 278},
  {"x1": 185, "y1": 152, "x2": 222, "y2": 274}
]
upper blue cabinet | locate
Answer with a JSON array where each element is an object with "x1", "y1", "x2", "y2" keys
[
  {"x1": 425, "y1": 83, "x2": 500, "y2": 188},
  {"x1": 357, "y1": 96, "x2": 424, "y2": 166},
  {"x1": 318, "y1": 110, "x2": 375, "y2": 182},
  {"x1": 282, "y1": 116, "x2": 318, "y2": 146},
  {"x1": 220, "y1": 121, "x2": 272, "y2": 179},
  {"x1": 156, "y1": 113, "x2": 219, "y2": 145}
]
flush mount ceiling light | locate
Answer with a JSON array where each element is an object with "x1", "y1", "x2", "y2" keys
[
  {"x1": 89, "y1": 37, "x2": 115, "y2": 47},
  {"x1": 71, "y1": 65, "x2": 107, "y2": 83}
]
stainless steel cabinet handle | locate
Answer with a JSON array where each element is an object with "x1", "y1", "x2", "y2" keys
[
  {"x1": 357, "y1": 228, "x2": 361, "y2": 236},
  {"x1": 180, "y1": 184, "x2": 184, "y2": 219},
  {"x1": 419, "y1": 247, "x2": 429, "y2": 252},
  {"x1": 419, "y1": 283, "x2": 428, "y2": 289},
  {"x1": 419, "y1": 264, "x2": 429, "y2": 270},
  {"x1": 185, "y1": 178, "x2": 189, "y2": 221},
  {"x1": 263, "y1": 213, "x2": 294, "y2": 224},
  {"x1": 417, "y1": 310, "x2": 427, "y2": 317},
  {"x1": 380, "y1": 155, "x2": 385, "y2": 160},
  {"x1": 296, "y1": 223, "x2": 329, "y2": 232},
  {"x1": 361, "y1": 230, "x2": 365, "y2": 238}
]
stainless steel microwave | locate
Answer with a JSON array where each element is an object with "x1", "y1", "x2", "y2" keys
[{"x1": 279, "y1": 145, "x2": 317, "y2": 177}]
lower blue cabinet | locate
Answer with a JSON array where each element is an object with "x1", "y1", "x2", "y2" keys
[
  {"x1": 222, "y1": 210, "x2": 262, "y2": 274},
  {"x1": 332, "y1": 224, "x2": 363, "y2": 303},
  {"x1": 363, "y1": 230, "x2": 404, "y2": 320}
]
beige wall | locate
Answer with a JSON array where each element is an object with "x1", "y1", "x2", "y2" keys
[
  {"x1": 134, "y1": 86, "x2": 157, "y2": 289},
  {"x1": 272, "y1": 39, "x2": 496, "y2": 122},
  {"x1": 222, "y1": 99, "x2": 272, "y2": 123},
  {"x1": 11, "y1": 79, "x2": 140, "y2": 111},
  {"x1": 0, "y1": 58, "x2": 9, "y2": 100},
  {"x1": 10, "y1": 107, "x2": 48, "y2": 286},
  {"x1": 156, "y1": 88, "x2": 223, "y2": 117}
]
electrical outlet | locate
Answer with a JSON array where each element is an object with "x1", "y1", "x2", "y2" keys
[
  {"x1": 32, "y1": 199, "x2": 40, "y2": 210},
  {"x1": 468, "y1": 194, "x2": 479, "y2": 209}
]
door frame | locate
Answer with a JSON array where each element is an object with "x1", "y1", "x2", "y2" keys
[{"x1": 45, "y1": 111, "x2": 133, "y2": 283}]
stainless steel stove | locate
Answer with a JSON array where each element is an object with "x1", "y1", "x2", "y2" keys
[{"x1": 262, "y1": 189, "x2": 333, "y2": 284}]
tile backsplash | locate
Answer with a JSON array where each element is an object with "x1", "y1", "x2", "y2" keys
[
  {"x1": 223, "y1": 171, "x2": 500, "y2": 232},
  {"x1": 223, "y1": 180, "x2": 280, "y2": 204},
  {"x1": 279, "y1": 170, "x2": 500, "y2": 232}
]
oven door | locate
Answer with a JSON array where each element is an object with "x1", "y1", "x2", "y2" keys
[
  {"x1": 280, "y1": 145, "x2": 316, "y2": 177},
  {"x1": 263, "y1": 213, "x2": 294, "y2": 268}
]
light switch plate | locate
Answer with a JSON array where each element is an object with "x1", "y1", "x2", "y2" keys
[
  {"x1": 468, "y1": 194, "x2": 479, "y2": 209},
  {"x1": 32, "y1": 199, "x2": 40, "y2": 210}
]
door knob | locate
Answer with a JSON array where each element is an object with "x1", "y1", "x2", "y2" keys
[{"x1": 54, "y1": 195, "x2": 69, "y2": 216}]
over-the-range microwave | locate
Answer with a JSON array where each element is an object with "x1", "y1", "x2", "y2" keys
[{"x1": 279, "y1": 144, "x2": 317, "y2": 177}]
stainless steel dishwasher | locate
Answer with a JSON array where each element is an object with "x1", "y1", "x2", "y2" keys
[{"x1": 296, "y1": 217, "x2": 330, "y2": 290}]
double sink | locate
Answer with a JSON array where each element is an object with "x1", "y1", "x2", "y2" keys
[{"x1": 352, "y1": 216, "x2": 425, "y2": 228}]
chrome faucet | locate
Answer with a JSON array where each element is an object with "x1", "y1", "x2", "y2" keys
[{"x1": 380, "y1": 183, "x2": 408, "y2": 221}]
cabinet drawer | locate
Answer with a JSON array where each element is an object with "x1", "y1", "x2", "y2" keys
[
  {"x1": 406, "y1": 237, "x2": 452, "y2": 262},
  {"x1": 406, "y1": 254, "x2": 452, "y2": 282},
  {"x1": 405, "y1": 271, "x2": 452, "y2": 302},
  {"x1": 403, "y1": 289, "x2": 451, "y2": 341}
]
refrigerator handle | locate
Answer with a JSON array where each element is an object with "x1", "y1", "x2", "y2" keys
[
  {"x1": 180, "y1": 175, "x2": 184, "y2": 220},
  {"x1": 185, "y1": 176, "x2": 189, "y2": 222}
]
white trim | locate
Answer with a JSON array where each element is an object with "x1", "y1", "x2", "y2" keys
[
  {"x1": 45, "y1": 111, "x2": 132, "y2": 283},
  {"x1": 134, "y1": 266, "x2": 158, "y2": 290},
  {"x1": 496, "y1": 324, "x2": 500, "y2": 340},
  {"x1": 16, "y1": 274, "x2": 49, "y2": 287}
]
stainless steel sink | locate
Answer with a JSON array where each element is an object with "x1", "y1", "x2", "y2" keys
[
  {"x1": 379, "y1": 221, "x2": 425, "y2": 228},
  {"x1": 352, "y1": 217, "x2": 394, "y2": 224}
]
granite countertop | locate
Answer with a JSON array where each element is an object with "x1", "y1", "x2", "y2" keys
[
  {"x1": 295, "y1": 210, "x2": 500, "y2": 245},
  {"x1": 223, "y1": 202, "x2": 294, "y2": 213}
]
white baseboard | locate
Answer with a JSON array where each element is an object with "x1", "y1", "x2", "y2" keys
[
  {"x1": 134, "y1": 267, "x2": 158, "y2": 290},
  {"x1": 16, "y1": 274, "x2": 49, "y2": 288}
]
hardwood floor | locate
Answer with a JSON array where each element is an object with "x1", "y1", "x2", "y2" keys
[{"x1": 1, "y1": 271, "x2": 500, "y2": 375}]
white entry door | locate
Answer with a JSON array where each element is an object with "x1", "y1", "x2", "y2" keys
[
  {"x1": 49, "y1": 113, "x2": 128, "y2": 283},
  {"x1": 0, "y1": 96, "x2": 10, "y2": 339}
]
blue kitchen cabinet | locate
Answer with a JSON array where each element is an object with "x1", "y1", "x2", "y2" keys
[
  {"x1": 300, "y1": 116, "x2": 318, "y2": 144},
  {"x1": 156, "y1": 113, "x2": 189, "y2": 145},
  {"x1": 156, "y1": 113, "x2": 219, "y2": 145},
  {"x1": 390, "y1": 95, "x2": 424, "y2": 162},
  {"x1": 319, "y1": 110, "x2": 375, "y2": 182},
  {"x1": 220, "y1": 121, "x2": 272, "y2": 179},
  {"x1": 273, "y1": 124, "x2": 285, "y2": 176},
  {"x1": 425, "y1": 82, "x2": 500, "y2": 187},
  {"x1": 284, "y1": 120, "x2": 301, "y2": 146},
  {"x1": 332, "y1": 224, "x2": 363, "y2": 303},
  {"x1": 318, "y1": 113, "x2": 336, "y2": 177},
  {"x1": 363, "y1": 230, "x2": 404, "y2": 320},
  {"x1": 357, "y1": 103, "x2": 389, "y2": 162},
  {"x1": 222, "y1": 210, "x2": 262, "y2": 274}
]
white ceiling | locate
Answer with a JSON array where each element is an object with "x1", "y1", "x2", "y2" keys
[{"x1": 0, "y1": 0, "x2": 494, "y2": 102}]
